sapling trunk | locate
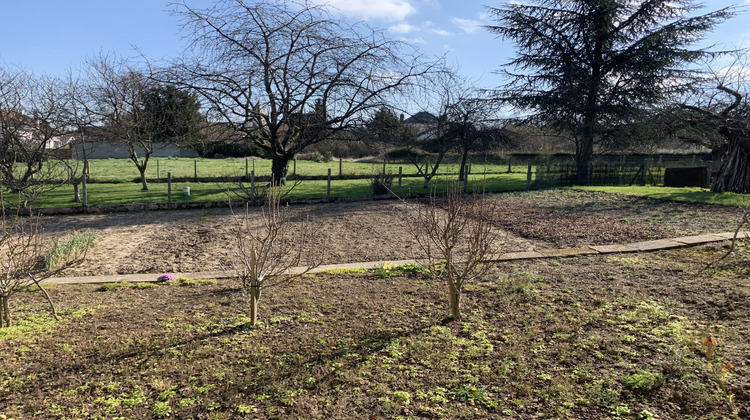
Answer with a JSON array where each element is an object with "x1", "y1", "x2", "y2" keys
[
  {"x1": 1, "y1": 295, "x2": 10, "y2": 327},
  {"x1": 448, "y1": 281, "x2": 462, "y2": 321},
  {"x1": 249, "y1": 286, "x2": 260, "y2": 325}
]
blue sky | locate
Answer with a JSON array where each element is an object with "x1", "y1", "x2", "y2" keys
[{"x1": 1, "y1": 0, "x2": 748, "y2": 91}]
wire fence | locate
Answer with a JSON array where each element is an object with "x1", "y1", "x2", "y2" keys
[{"x1": 533, "y1": 162, "x2": 666, "y2": 187}]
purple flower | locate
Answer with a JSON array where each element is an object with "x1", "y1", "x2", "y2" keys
[{"x1": 157, "y1": 274, "x2": 175, "y2": 282}]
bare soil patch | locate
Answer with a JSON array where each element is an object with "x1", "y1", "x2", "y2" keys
[
  {"x1": 42, "y1": 190, "x2": 743, "y2": 277},
  {"x1": 489, "y1": 189, "x2": 740, "y2": 247}
]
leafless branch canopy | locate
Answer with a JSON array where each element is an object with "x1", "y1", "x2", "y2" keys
[
  {"x1": 166, "y1": 0, "x2": 433, "y2": 174},
  {"x1": 0, "y1": 66, "x2": 70, "y2": 206},
  {"x1": 230, "y1": 186, "x2": 320, "y2": 290},
  {"x1": 407, "y1": 185, "x2": 502, "y2": 320}
]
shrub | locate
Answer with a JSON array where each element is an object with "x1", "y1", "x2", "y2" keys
[
  {"x1": 311, "y1": 150, "x2": 333, "y2": 163},
  {"x1": 406, "y1": 184, "x2": 501, "y2": 321},
  {"x1": 371, "y1": 173, "x2": 394, "y2": 195}
]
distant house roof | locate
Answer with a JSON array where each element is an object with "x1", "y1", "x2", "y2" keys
[
  {"x1": 0, "y1": 109, "x2": 66, "y2": 149},
  {"x1": 403, "y1": 111, "x2": 437, "y2": 125}
]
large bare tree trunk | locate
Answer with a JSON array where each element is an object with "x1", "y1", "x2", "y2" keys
[
  {"x1": 712, "y1": 138, "x2": 750, "y2": 193},
  {"x1": 139, "y1": 168, "x2": 149, "y2": 191},
  {"x1": 271, "y1": 156, "x2": 290, "y2": 186},
  {"x1": 458, "y1": 148, "x2": 470, "y2": 182}
]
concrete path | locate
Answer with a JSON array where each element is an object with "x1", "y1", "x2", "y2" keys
[{"x1": 45, "y1": 231, "x2": 749, "y2": 285}]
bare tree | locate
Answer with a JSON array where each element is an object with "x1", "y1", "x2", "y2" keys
[
  {"x1": 168, "y1": 0, "x2": 432, "y2": 185},
  {"x1": 679, "y1": 52, "x2": 750, "y2": 193},
  {"x1": 86, "y1": 54, "x2": 161, "y2": 191},
  {"x1": 407, "y1": 185, "x2": 501, "y2": 321},
  {"x1": 0, "y1": 204, "x2": 94, "y2": 327},
  {"x1": 442, "y1": 88, "x2": 501, "y2": 182},
  {"x1": 229, "y1": 186, "x2": 320, "y2": 325},
  {"x1": 0, "y1": 66, "x2": 70, "y2": 207},
  {"x1": 404, "y1": 72, "x2": 500, "y2": 187}
]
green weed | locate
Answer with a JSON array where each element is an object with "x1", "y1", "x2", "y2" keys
[
  {"x1": 97, "y1": 282, "x2": 133, "y2": 292},
  {"x1": 152, "y1": 401, "x2": 171, "y2": 418},
  {"x1": 373, "y1": 261, "x2": 429, "y2": 278},
  {"x1": 451, "y1": 385, "x2": 496, "y2": 409},
  {"x1": 165, "y1": 276, "x2": 217, "y2": 286},
  {"x1": 622, "y1": 371, "x2": 663, "y2": 393}
]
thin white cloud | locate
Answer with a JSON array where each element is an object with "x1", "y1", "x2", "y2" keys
[
  {"x1": 431, "y1": 29, "x2": 453, "y2": 36},
  {"x1": 401, "y1": 36, "x2": 426, "y2": 44},
  {"x1": 388, "y1": 23, "x2": 418, "y2": 34},
  {"x1": 313, "y1": 0, "x2": 417, "y2": 21},
  {"x1": 451, "y1": 17, "x2": 483, "y2": 34}
]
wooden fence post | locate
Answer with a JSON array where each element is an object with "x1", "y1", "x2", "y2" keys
[
  {"x1": 463, "y1": 166, "x2": 469, "y2": 193},
  {"x1": 327, "y1": 168, "x2": 331, "y2": 200},
  {"x1": 250, "y1": 170, "x2": 255, "y2": 201},
  {"x1": 167, "y1": 172, "x2": 172, "y2": 210},
  {"x1": 156, "y1": 160, "x2": 160, "y2": 183},
  {"x1": 194, "y1": 160, "x2": 197, "y2": 181},
  {"x1": 245, "y1": 158, "x2": 249, "y2": 179},
  {"x1": 398, "y1": 166, "x2": 403, "y2": 195},
  {"x1": 339, "y1": 158, "x2": 343, "y2": 177},
  {"x1": 641, "y1": 161, "x2": 647, "y2": 186},
  {"x1": 526, "y1": 163, "x2": 532, "y2": 190}
]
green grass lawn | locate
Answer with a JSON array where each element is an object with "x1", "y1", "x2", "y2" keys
[
  {"x1": 23, "y1": 172, "x2": 530, "y2": 208},
  {"x1": 62, "y1": 158, "x2": 519, "y2": 182},
  {"x1": 17, "y1": 158, "x2": 750, "y2": 209},
  {"x1": 6, "y1": 156, "x2": 532, "y2": 208},
  {"x1": 21, "y1": 176, "x2": 750, "y2": 209}
]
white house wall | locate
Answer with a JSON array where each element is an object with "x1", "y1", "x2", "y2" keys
[{"x1": 71, "y1": 141, "x2": 199, "y2": 159}]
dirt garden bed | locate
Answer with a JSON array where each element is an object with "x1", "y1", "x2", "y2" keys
[{"x1": 41, "y1": 189, "x2": 743, "y2": 278}]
